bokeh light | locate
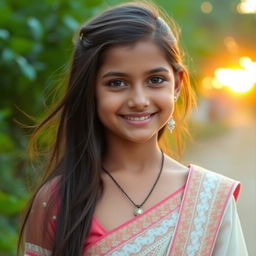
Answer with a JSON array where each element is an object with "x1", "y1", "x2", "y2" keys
[
  {"x1": 202, "y1": 57, "x2": 256, "y2": 94},
  {"x1": 200, "y1": 1, "x2": 213, "y2": 13},
  {"x1": 237, "y1": 0, "x2": 256, "y2": 14},
  {"x1": 224, "y1": 36, "x2": 239, "y2": 53}
]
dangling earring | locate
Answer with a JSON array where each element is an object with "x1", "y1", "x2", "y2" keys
[
  {"x1": 168, "y1": 118, "x2": 176, "y2": 133},
  {"x1": 174, "y1": 95, "x2": 178, "y2": 102}
]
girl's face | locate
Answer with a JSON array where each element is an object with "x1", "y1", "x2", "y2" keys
[{"x1": 96, "y1": 40, "x2": 181, "y2": 144}]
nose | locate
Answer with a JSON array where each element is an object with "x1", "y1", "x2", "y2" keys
[{"x1": 127, "y1": 86, "x2": 150, "y2": 110}]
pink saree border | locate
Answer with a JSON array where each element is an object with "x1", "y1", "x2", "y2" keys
[
  {"x1": 86, "y1": 183, "x2": 185, "y2": 255},
  {"x1": 168, "y1": 164, "x2": 201, "y2": 255},
  {"x1": 168, "y1": 164, "x2": 240, "y2": 256},
  {"x1": 205, "y1": 180, "x2": 239, "y2": 255}
]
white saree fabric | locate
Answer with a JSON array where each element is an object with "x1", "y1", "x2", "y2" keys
[{"x1": 212, "y1": 196, "x2": 248, "y2": 256}]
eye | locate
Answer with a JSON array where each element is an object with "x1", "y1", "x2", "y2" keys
[
  {"x1": 106, "y1": 79, "x2": 126, "y2": 88},
  {"x1": 148, "y1": 76, "x2": 166, "y2": 85}
]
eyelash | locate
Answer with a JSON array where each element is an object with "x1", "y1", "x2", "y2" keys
[
  {"x1": 106, "y1": 79, "x2": 126, "y2": 88},
  {"x1": 106, "y1": 76, "x2": 167, "y2": 88},
  {"x1": 148, "y1": 76, "x2": 167, "y2": 85}
]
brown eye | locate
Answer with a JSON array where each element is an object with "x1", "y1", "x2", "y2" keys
[
  {"x1": 148, "y1": 76, "x2": 166, "y2": 85},
  {"x1": 106, "y1": 79, "x2": 126, "y2": 88}
]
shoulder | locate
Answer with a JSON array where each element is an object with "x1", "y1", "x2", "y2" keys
[
  {"x1": 188, "y1": 164, "x2": 241, "y2": 201},
  {"x1": 33, "y1": 176, "x2": 60, "y2": 205},
  {"x1": 25, "y1": 176, "x2": 61, "y2": 247},
  {"x1": 164, "y1": 154, "x2": 190, "y2": 174},
  {"x1": 162, "y1": 154, "x2": 190, "y2": 189},
  {"x1": 29, "y1": 175, "x2": 61, "y2": 219}
]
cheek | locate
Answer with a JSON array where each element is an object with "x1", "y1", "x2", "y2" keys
[
  {"x1": 155, "y1": 90, "x2": 175, "y2": 114},
  {"x1": 162, "y1": 99, "x2": 175, "y2": 118},
  {"x1": 96, "y1": 92, "x2": 123, "y2": 122}
]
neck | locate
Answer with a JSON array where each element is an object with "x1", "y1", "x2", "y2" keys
[{"x1": 102, "y1": 135, "x2": 162, "y2": 174}]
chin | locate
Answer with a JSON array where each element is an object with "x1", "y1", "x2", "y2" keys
[{"x1": 124, "y1": 133, "x2": 158, "y2": 144}]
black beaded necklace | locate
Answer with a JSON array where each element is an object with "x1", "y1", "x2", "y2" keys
[{"x1": 102, "y1": 150, "x2": 164, "y2": 216}]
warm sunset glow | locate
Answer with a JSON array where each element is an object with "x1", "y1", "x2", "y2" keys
[
  {"x1": 214, "y1": 68, "x2": 253, "y2": 93},
  {"x1": 203, "y1": 57, "x2": 256, "y2": 94},
  {"x1": 224, "y1": 37, "x2": 239, "y2": 53},
  {"x1": 237, "y1": 0, "x2": 256, "y2": 14}
]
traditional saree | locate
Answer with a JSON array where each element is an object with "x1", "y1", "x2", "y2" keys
[{"x1": 24, "y1": 164, "x2": 248, "y2": 256}]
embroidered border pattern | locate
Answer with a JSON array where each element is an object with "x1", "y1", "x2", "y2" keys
[
  {"x1": 25, "y1": 242, "x2": 52, "y2": 256},
  {"x1": 169, "y1": 165, "x2": 238, "y2": 256},
  {"x1": 169, "y1": 167, "x2": 203, "y2": 255},
  {"x1": 86, "y1": 190, "x2": 183, "y2": 255},
  {"x1": 199, "y1": 178, "x2": 237, "y2": 256},
  {"x1": 185, "y1": 172, "x2": 218, "y2": 256},
  {"x1": 109, "y1": 208, "x2": 179, "y2": 255}
]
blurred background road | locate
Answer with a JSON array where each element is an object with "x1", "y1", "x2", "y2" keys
[{"x1": 183, "y1": 106, "x2": 256, "y2": 255}]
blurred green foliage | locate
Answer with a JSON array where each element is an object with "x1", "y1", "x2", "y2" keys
[
  {"x1": 0, "y1": 0, "x2": 254, "y2": 255},
  {"x1": 0, "y1": 0, "x2": 104, "y2": 254}
]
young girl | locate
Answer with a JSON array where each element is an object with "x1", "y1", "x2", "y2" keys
[{"x1": 19, "y1": 2, "x2": 248, "y2": 255}]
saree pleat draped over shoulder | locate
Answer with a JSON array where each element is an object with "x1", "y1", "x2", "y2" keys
[{"x1": 24, "y1": 164, "x2": 248, "y2": 256}]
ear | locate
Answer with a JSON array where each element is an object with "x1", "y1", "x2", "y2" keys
[{"x1": 174, "y1": 70, "x2": 183, "y2": 97}]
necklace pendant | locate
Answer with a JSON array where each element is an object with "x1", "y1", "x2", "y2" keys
[{"x1": 134, "y1": 207, "x2": 143, "y2": 216}]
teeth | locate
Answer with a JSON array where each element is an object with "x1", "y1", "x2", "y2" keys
[{"x1": 124, "y1": 115, "x2": 151, "y2": 121}]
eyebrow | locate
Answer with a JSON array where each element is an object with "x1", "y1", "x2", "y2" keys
[{"x1": 101, "y1": 67, "x2": 170, "y2": 78}]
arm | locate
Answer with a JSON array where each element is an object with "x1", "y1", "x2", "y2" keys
[
  {"x1": 24, "y1": 181, "x2": 58, "y2": 256},
  {"x1": 212, "y1": 196, "x2": 248, "y2": 256}
]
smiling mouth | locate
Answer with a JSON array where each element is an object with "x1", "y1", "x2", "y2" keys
[
  {"x1": 124, "y1": 115, "x2": 151, "y2": 121},
  {"x1": 121, "y1": 113, "x2": 156, "y2": 121}
]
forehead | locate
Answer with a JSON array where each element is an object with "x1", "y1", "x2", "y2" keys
[{"x1": 98, "y1": 40, "x2": 172, "y2": 76}]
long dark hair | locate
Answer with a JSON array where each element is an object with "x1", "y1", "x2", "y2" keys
[{"x1": 18, "y1": 1, "x2": 196, "y2": 255}]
